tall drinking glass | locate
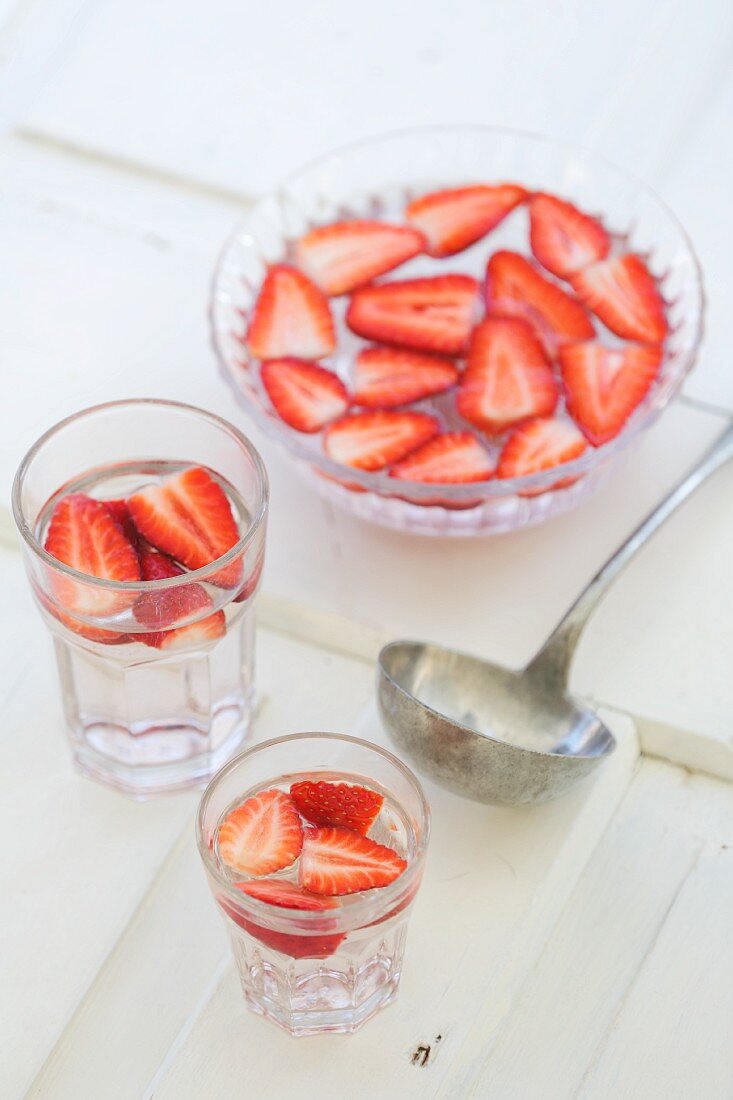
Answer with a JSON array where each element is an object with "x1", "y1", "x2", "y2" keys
[{"x1": 12, "y1": 399, "x2": 268, "y2": 798}]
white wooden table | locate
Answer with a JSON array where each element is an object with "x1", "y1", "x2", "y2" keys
[{"x1": 2, "y1": 3, "x2": 733, "y2": 1097}]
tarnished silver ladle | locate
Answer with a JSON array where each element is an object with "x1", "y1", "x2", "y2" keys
[{"x1": 378, "y1": 421, "x2": 733, "y2": 805}]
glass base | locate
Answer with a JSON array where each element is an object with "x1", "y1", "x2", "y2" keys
[
  {"x1": 243, "y1": 975, "x2": 400, "y2": 1036},
  {"x1": 72, "y1": 714, "x2": 251, "y2": 800},
  {"x1": 229, "y1": 917, "x2": 408, "y2": 1035}
]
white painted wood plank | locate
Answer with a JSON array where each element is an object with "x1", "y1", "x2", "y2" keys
[
  {"x1": 17, "y1": 0, "x2": 704, "y2": 196},
  {"x1": 0, "y1": 550, "x2": 197, "y2": 1100},
  {"x1": 582, "y1": 842, "x2": 733, "y2": 1099},
  {"x1": 148, "y1": 705, "x2": 638, "y2": 1100},
  {"x1": 22, "y1": 630, "x2": 375, "y2": 1100},
  {"x1": 459, "y1": 760, "x2": 733, "y2": 1098}
]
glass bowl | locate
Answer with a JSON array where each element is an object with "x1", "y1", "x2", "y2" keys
[{"x1": 210, "y1": 126, "x2": 704, "y2": 537}]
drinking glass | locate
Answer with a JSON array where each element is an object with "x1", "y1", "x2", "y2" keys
[
  {"x1": 12, "y1": 399, "x2": 268, "y2": 798},
  {"x1": 197, "y1": 733, "x2": 431, "y2": 1035}
]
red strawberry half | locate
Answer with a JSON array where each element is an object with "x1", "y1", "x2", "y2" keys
[
  {"x1": 352, "y1": 346, "x2": 458, "y2": 409},
  {"x1": 529, "y1": 193, "x2": 610, "y2": 279},
  {"x1": 246, "y1": 264, "x2": 336, "y2": 360},
  {"x1": 560, "y1": 341, "x2": 662, "y2": 445},
  {"x1": 127, "y1": 466, "x2": 240, "y2": 584},
  {"x1": 261, "y1": 358, "x2": 349, "y2": 433},
  {"x1": 486, "y1": 250, "x2": 594, "y2": 350},
  {"x1": 570, "y1": 254, "x2": 668, "y2": 344},
  {"x1": 290, "y1": 780, "x2": 384, "y2": 835},
  {"x1": 496, "y1": 417, "x2": 588, "y2": 496},
  {"x1": 224, "y1": 880, "x2": 344, "y2": 959},
  {"x1": 323, "y1": 410, "x2": 440, "y2": 472},
  {"x1": 295, "y1": 220, "x2": 423, "y2": 296},
  {"x1": 457, "y1": 316, "x2": 558, "y2": 434},
  {"x1": 147, "y1": 610, "x2": 226, "y2": 651},
  {"x1": 217, "y1": 789, "x2": 303, "y2": 876},
  {"x1": 104, "y1": 499, "x2": 142, "y2": 551},
  {"x1": 346, "y1": 274, "x2": 481, "y2": 356},
  {"x1": 134, "y1": 549, "x2": 210, "y2": 624},
  {"x1": 391, "y1": 431, "x2": 495, "y2": 484},
  {"x1": 44, "y1": 493, "x2": 140, "y2": 621},
  {"x1": 299, "y1": 826, "x2": 407, "y2": 896},
  {"x1": 406, "y1": 183, "x2": 527, "y2": 257}
]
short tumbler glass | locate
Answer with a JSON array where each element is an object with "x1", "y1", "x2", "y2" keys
[
  {"x1": 197, "y1": 733, "x2": 431, "y2": 1035},
  {"x1": 12, "y1": 399, "x2": 268, "y2": 799}
]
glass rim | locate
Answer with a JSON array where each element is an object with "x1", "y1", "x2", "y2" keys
[
  {"x1": 11, "y1": 398, "x2": 269, "y2": 591},
  {"x1": 196, "y1": 731, "x2": 431, "y2": 928},
  {"x1": 211, "y1": 122, "x2": 705, "y2": 498}
]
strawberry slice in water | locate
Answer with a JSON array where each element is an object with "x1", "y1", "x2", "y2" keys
[
  {"x1": 222, "y1": 880, "x2": 344, "y2": 959},
  {"x1": 104, "y1": 499, "x2": 143, "y2": 551},
  {"x1": 127, "y1": 466, "x2": 240, "y2": 586},
  {"x1": 486, "y1": 250, "x2": 595, "y2": 351},
  {"x1": 406, "y1": 184, "x2": 527, "y2": 257},
  {"x1": 261, "y1": 358, "x2": 349, "y2": 433},
  {"x1": 295, "y1": 220, "x2": 423, "y2": 296},
  {"x1": 496, "y1": 417, "x2": 588, "y2": 496},
  {"x1": 352, "y1": 346, "x2": 458, "y2": 409},
  {"x1": 299, "y1": 826, "x2": 407, "y2": 896},
  {"x1": 290, "y1": 780, "x2": 384, "y2": 835},
  {"x1": 217, "y1": 789, "x2": 303, "y2": 876},
  {"x1": 390, "y1": 431, "x2": 495, "y2": 484},
  {"x1": 323, "y1": 410, "x2": 440, "y2": 472},
  {"x1": 529, "y1": 193, "x2": 610, "y2": 279},
  {"x1": 560, "y1": 341, "x2": 662, "y2": 445},
  {"x1": 133, "y1": 548, "x2": 209, "y2": 622},
  {"x1": 44, "y1": 493, "x2": 140, "y2": 619},
  {"x1": 346, "y1": 274, "x2": 481, "y2": 356},
  {"x1": 570, "y1": 254, "x2": 668, "y2": 344},
  {"x1": 457, "y1": 316, "x2": 558, "y2": 434},
  {"x1": 246, "y1": 264, "x2": 336, "y2": 360}
]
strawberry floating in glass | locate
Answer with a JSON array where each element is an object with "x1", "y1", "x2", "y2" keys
[
  {"x1": 214, "y1": 127, "x2": 702, "y2": 535},
  {"x1": 12, "y1": 400, "x2": 268, "y2": 798},
  {"x1": 197, "y1": 733, "x2": 430, "y2": 1036}
]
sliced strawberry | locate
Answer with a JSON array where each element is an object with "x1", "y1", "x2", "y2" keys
[
  {"x1": 529, "y1": 193, "x2": 610, "y2": 279},
  {"x1": 456, "y1": 316, "x2": 557, "y2": 435},
  {"x1": 127, "y1": 467, "x2": 240, "y2": 583},
  {"x1": 295, "y1": 220, "x2": 423, "y2": 296},
  {"x1": 40, "y1": 592, "x2": 128, "y2": 645},
  {"x1": 141, "y1": 608, "x2": 226, "y2": 651},
  {"x1": 104, "y1": 499, "x2": 142, "y2": 550},
  {"x1": 44, "y1": 493, "x2": 140, "y2": 620},
  {"x1": 260, "y1": 357, "x2": 349, "y2": 433},
  {"x1": 223, "y1": 881, "x2": 344, "y2": 959},
  {"x1": 290, "y1": 780, "x2": 384, "y2": 835},
  {"x1": 246, "y1": 264, "x2": 336, "y2": 360},
  {"x1": 323, "y1": 410, "x2": 440, "y2": 472},
  {"x1": 496, "y1": 417, "x2": 587, "y2": 495},
  {"x1": 233, "y1": 549, "x2": 264, "y2": 603},
  {"x1": 133, "y1": 549, "x2": 211, "y2": 629},
  {"x1": 346, "y1": 274, "x2": 481, "y2": 356},
  {"x1": 391, "y1": 431, "x2": 495, "y2": 484},
  {"x1": 560, "y1": 341, "x2": 662, "y2": 445},
  {"x1": 352, "y1": 346, "x2": 458, "y2": 409},
  {"x1": 217, "y1": 789, "x2": 303, "y2": 876},
  {"x1": 570, "y1": 254, "x2": 668, "y2": 344},
  {"x1": 406, "y1": 183, "x2": 527, "y2": 257},
  {"x1": 486, "y1": 251, "x2": 594, "y2": 350},
  {"x1": 299, "y1": 826, "x2": 407, "y2": 896}
]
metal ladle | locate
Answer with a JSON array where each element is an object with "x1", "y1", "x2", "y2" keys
[{"x1": 378, "y1": 422, "x2": 733, "y2": 805}]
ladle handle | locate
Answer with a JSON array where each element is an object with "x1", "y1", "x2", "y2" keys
[{"x1": 525, "y1": 418, "x2": 733, "y2": 689}]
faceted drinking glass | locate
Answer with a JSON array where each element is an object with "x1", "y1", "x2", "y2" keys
[
  {"x1": 12, "y1": 399, "x2": 268, "y2": 798},
  {"x1": 197, "y1": 733, "x2": 431, "y2": 1035}
]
